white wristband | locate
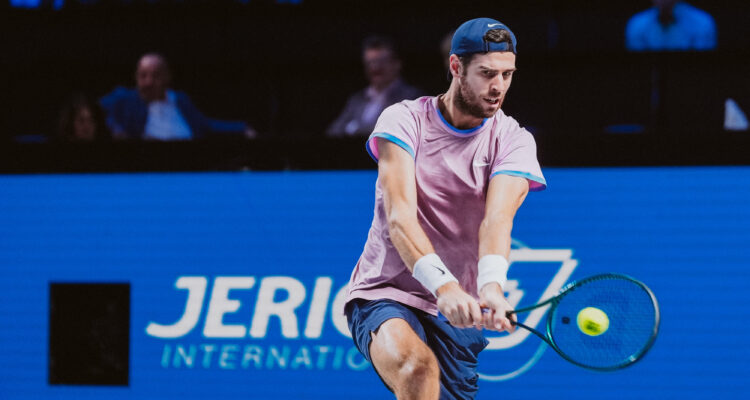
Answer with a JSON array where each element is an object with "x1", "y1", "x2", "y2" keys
[
  {"x1": 412, "y1": 253, "x2": 458, "y2": 297},
  {"x1": 477, "y1": 255, "x2": 509, "y2": 291}
]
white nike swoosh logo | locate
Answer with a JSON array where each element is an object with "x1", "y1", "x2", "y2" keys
[
  {"x1": 487, "y1": 23, "x2": 503, "y2": 27},
  {"x1": 473, "y1": 160, "x2": 491, "y2": 167}
]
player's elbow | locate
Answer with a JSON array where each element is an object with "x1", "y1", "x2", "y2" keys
[
  {"x1": 387, "y1": 213, "x2": 410, "y2": 238},
  {"x1": 386, "y1": 204, "x2": 416, "y2": 237}
]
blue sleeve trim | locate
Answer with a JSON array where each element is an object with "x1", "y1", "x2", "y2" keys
[
  {"x1": 366, "y1": 132, "x2": 415, "y2": 162},
  {"x1": 491, "y1": 170, "x2": 547, "y2": 191}
]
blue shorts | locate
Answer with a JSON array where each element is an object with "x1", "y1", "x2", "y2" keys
[{"x1": 345, "y1": 299, "x2": 489, "y2": 400}]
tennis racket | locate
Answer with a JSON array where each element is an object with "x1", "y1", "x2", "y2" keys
[{"x1": 500, "y1": 273, "x2": 659, "y2": 371}]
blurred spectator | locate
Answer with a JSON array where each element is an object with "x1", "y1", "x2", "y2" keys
[
  {"x1": 440, "y1": 30, "x2": 455, "y2": 74},
  {"x1": 326, "y1": 36, "x2": 423, "y2": 137},
  {"x1": 57, "y1": 93, "x2": 110, "y2": 142},
  {"x1": 100, "y1": 53, "x2": 255, "y2": 141},
  {"x1": 626, "y1": 0, "x2": 717, "y2": 51}
]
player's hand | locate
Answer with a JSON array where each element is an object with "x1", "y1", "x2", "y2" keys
[
  {"x1": 479, "y1": 283, "x2": 516, "y2": 332},
  {"x1": 436, "y1": 281, "x2": 483, "y2": 329}
]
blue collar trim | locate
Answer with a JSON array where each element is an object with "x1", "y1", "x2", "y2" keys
[{"x1": 435, "y1": 103, "x2": 486, "y2": 135}]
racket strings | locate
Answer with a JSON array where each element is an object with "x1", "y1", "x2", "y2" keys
[{"x1": 548, "y1": 276, "x2": 658, "y2": 370}]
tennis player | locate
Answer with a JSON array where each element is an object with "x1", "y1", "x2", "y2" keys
[{"x1": 344, "y1": 18, "x2": 546, "y2": 400}]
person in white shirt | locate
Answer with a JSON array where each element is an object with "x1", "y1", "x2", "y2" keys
[{"x1": 101, "y1": 53, "x2": 255, "y2": 140}]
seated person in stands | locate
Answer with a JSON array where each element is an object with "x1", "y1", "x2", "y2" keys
[
  {"x1": 326, "y1": 36, "x2": 422, "y2": 137},
  {"x1": 626, "y1": 0, "x2": 717, "y2": 51},
  {"x1": 101, "y1": 53, "x2": 254, "y2": 140},
  {"x1": 440, "y1": 29, "x2": 455, "y2": 73},
  {"x1": 57, "y1": 93, "x2": 110, "y2": 142}
]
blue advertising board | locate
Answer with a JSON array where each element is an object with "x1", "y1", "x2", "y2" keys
[{"x1": 1, "y1": 167, "x2": 749, "y2": 399}]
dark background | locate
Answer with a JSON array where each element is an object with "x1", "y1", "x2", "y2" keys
[{"x1": 1, "y1": 0, "x2": 749, "y2": 170}]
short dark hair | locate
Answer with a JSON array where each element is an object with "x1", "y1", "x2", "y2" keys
[
  {"x1": 56, "y1": 93, "x2": 110, "y2": 141},
  {"x1": 458, "y1": 28, "x2": 514, "y2": 72},
  {"x1": 362, "y1": 35, "x2": 399, "y2": 59}
]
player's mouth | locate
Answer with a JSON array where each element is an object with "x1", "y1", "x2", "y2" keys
[{"x1": 483, "y1": 97, "x2": 500, "y2": 105}]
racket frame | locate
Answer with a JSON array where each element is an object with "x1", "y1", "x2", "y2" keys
[{"x1": 506, "y1": 273, "x2": 660, "y2": 371}]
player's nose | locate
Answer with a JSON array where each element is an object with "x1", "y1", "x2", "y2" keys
[
  {"x1": 489, "y1": 76, "x2": 505, "y2": 95},
  {"x1": 497, "y1": 75, "x2": 508, "y2": 91}
]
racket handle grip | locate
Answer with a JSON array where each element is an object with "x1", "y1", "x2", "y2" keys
[{"x1": 480, "y1": 307, "x2": 518, "y2": 324}]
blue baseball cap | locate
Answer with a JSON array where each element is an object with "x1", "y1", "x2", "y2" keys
[{"x1": 450, "y1": 17, "x2": 517, "y2": 56}]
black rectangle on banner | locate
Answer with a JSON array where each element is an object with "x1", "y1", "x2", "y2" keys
[{"x1": 48, "y1": 283, "x2": 130, "y2": 386}]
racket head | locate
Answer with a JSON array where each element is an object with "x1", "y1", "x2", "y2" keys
[{"x1": 544, "y1": 273, "x2": 660, "y2": 371}]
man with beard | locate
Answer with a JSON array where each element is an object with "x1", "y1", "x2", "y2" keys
[{"x1": 344, "y1": 18, "x2": 546, "y2": 400}]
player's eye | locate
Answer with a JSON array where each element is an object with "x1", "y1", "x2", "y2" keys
[{"x1": 502, "y1": 71, "x2": 514, "y2": 79}]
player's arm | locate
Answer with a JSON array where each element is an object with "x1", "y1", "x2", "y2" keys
[
  {"x1": 377, "y1": 139, "x2": 433, "y2": 268},
  {"x1": 477, "y1": 174, "x2": 529, "y2": 332},
  {"x1": 377, "y1": 139, "x2": 482, "y2": 328}
]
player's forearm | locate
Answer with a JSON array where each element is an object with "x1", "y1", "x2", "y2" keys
[
  {"x1": 478, "y1": 215, "x2": 514, "y2": 260},
  {"x1": 387, "y1": 206, "x2": 435, "y2": 271},
  {"x1": 388, "y1": 208, "x2": 463, "y2": 299},
  {"x1": 479, "y1": 175, "x2": 528, "y2": 260}
]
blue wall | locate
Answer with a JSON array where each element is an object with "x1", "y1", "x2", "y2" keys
[{"x1": 1, "y1": 167, "x2": 748, "y2": 399}]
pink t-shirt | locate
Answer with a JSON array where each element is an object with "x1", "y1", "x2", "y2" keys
[{"x1": 346, "y1": 96, "x2": 546, "y2": 315}]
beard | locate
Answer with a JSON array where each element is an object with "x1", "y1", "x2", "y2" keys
[{"x1": 454, "y1": 76, "x2": 502, "y2": 119}]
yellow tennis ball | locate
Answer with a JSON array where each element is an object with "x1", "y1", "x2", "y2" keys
[{"x1": 577, "y1": 307, "x2": 609, "y2": 336}]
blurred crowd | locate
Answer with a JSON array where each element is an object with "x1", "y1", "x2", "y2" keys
[
  {"x1": 8, "y1": 0, "x2": 748, "y2": 143},
  {"x1": 52, "y1": 35, "x2": 429, "y2": 143}
]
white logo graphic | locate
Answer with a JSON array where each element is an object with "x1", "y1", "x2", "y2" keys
[
  {"x1": 478, "y1": 240, "x2": 578, "y2": 382},
  {"x1": 145, "y1": 277, "x2": 368, "y2": 372},
  {"x1": 144, "y1": 239, "x2": 576, "y2": 379},
  {"x1": 487, "y1": 23, "x2": 504, "y2": 28},
  {"x1": 146, "y1": 276, "x2": 351, "y2": 339}
]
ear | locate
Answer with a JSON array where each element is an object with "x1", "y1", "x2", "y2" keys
[{"x1": 449, "y1": 54, "x2": 462, "y2": 78}]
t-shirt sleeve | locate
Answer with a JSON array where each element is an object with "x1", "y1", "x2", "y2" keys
[
  {"x1": 365, "y1": 103, "x2": 419, "y2": 162},
  {"x1": 491, "y1": 125, "x2": 547, "y2": 191}
]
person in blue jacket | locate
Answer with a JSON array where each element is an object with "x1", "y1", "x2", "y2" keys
[
  {"x1": 100, "y1": 53, "x2": 255, "y2": 140},
  {"x1": 626, "y1": 0, "x2": 717, "y2": 51}
]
